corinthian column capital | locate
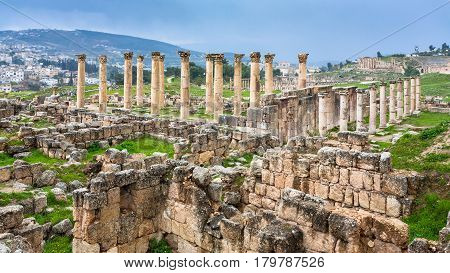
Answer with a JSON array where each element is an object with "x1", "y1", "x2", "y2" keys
[
  {"x1": 264, "y1": 53, "x2": 275, "y2": 64},
  {"x1": 124, "y1": 52, "x2": 133, "y2": 60},
  {"x1": 250, "y1": 52, "x2": 261, "y2": 62},
  {"x1": 298, "y1": 53, "x2": 309, "y2": 63}
]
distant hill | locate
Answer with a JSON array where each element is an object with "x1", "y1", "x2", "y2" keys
[{"x1": 0, "y1": 29, "x2": 213, "y2": 66}]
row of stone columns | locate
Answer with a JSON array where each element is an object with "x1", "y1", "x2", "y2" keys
[
  {"x1": 333, "y1": 77, "x2": 421, "y2": 135},
  {"x1": 76, "y1": 52, "x2": 166, "y2": 113}
]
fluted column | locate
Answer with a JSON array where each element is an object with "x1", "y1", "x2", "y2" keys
[
  {"x1": 403, "y1": 78, "x2": 410, "y2": 117},
  {"x1": 369, "y1": 85, "x2": 377, "y2": 134},
  {"x1": 379, "y1": 82, "x2": 387, "y2": 129},
  {"x1": 205, "y1": 54, "x2": 214, "y2": 115},
  {"x1": 410, "y1": 77, "x2": 416, "y2": 115},
  {"x1": 318, "y1": 90, "x2": 327, "y2": 136},
  {"x1": 339, "y1": 90, "x2": 349, "y2": 132},
  {"x1": 98, "y1": 55, "x2": 107, "y2": 113},
  {"x1": 233, "y1": 54, "x2": 244, "y2": 116},
  {"x1": 159, "y1": 55, "x2": 165, "y2": 109},
  {"x1": 297, "y1": 53, "x2": 308, "y2": 89},
  {"x1": 415, "y1": 76, "x2": 421, "y2": 111},
  {"x1": 179, "y1": 51, "x2": 190, "y2": 120},
  {"x1": 136, "y1": 55, "x2": 144, "y2": 107},
  {"x1": 356, "y1": 89, "x2": 365, "y2": 132},
  {"x1": 76, "y1": 54, "x2": 86, "y2": 108},
  {"x1": 396, "y1": 80, "x2": 403, "y2": 119},
  {"x1": 388, "y1": 80, "x2": 396, "y2": 124},
  {"x1": 264, "y1": 53, "x2": 275, "y2": 95},
  {"x1": 123, "y1": 52, "x2": 133, "y2": 110},
  {"x1": 348, "y1": 87, "x2": 357, "y2": 122},
  {"x1": 213, "y1": 54, "x2": 224, "y2": 122},
  {"x1": 249, "y1": 52, "x2": 261, "y2": 108},
  {"x1": 151, "y1": 52, "x2": 161, "y2": 115}
]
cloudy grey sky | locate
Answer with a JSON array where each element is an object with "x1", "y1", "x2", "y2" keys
[{"x1": 0, "y1": 0, "x2": 449, "y2": 64}]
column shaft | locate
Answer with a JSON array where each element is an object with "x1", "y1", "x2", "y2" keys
[
  {"x1": 213, "y1": 54, "x2": 224, "y2": 122},
  {"x1": 388, "y1": 81, "x2": 396, "y2": 123},
  {"x1": 123, "y1": 52, "x2": 133, "y2": 110},
  {"x1": 410, "y1": 77, "x2": 416, "y2": 114},
  {"x1": 403, "y1": 78, "x2": 410, "y2": 117},
  {"x1": 151, "y1": 52, "x2": 160, "y2": 115},
  {"x1": 297, "y1": 53, "x2": 308, "y2": 89},
  {"x1": 179, "y1": 51, "x2": 190, "y2": 120},
  {"x1": 379, "y1": 83, "x2": 387, "y2": 128},
  {"x1": 339, "y1": 91, "x2": 348, "y2": 132},
  {"x1": 369, "y1": 86, "x2": 377, "y2": 134},
  {"x1": 415, "y1": 77, "x2": 421, "y2": 111},
  {"x1": 396, "y1": 80, "x2": 403, "y2": 119},
  {"x1": 249, "y1": 52, "x2": 261, "y2": 108},
  {"x1": 159, "y1": 55, "x2": 165, "y2": 109},
  {"x1": 76, "y1": 54, "x2": 86, "y2": 108},
  {"x1": 264, "y1": 54, "x2": 275, "y2": 95},
  {"x1": 98, "y1": 55, "x2": 107, "y2": 113},
  {"x1": 356, "y1": 89, "x2": 364, "y2": 131},
  {"x1": 136, "y1": 55, "x2": 144, "y2": 107},
  {"x1": 233, "y1": 54, "x2": 244, "y2": 116},
  {"x1": 205, "y1": 55, "x2": 214, "y2": 115},
  {"x1": 318, "y1": 92, "x2": 327, "y2": 136}
]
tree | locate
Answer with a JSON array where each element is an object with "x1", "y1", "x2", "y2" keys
[
  {"x1": 327, "y1": 62, "x2": 333, "y2": 71},
  {"x1": 377, "y1": 51, "x2": 383, "y2": 58},
  {"x1": 414, "y1": 46, "x2": 419, "y2": 53},
  {"x1": 429, "y1": 45, "x2": 436, "y2": 52},
  {"x1": 404, "y1": 65, "x2": 420, "y2": 77},
  {"x1": 68, "y1": 72, "x2": 74, "y2": 86}
]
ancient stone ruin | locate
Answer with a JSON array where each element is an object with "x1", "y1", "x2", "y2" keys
[{"x1": 0, "y1": 50, "x2": 448, "y2": 254}]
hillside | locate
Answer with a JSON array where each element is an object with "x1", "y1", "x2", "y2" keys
[{"x1": 0, "y1": 29, "x2": 207, "y2": 66}]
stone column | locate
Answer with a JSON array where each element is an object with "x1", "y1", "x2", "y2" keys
[
  {"x1": 410, "y1": 77, "x2": 416, "y2": 115},
  {"x1": 179, "y1": 51, "x2": 190, "y2": 120},
  {"x1": 356, "y1": 89, "x2": 365, "y2": 131},
  {"x1": 415, "y1": 76, "x2": 421, "y2": 111},
  {"x1": 123, "y1": 52, "x2": 133, "y2": 110},
  {"x1": 205, "y1": 54, "x2": 214, "y2": 115},
  {"x1": 388, "y1": 80, "x2": 396, "y2": 124},
  {"x1": 249, "y1": 52, "x2": 261, "y2": 108},
  {"x1": 233, "y1": 54, "x2": 244, "y2": 116},
  {"x1": 264, "y1": 53, "x2": 275, "y2": 95},
  {"x1": 396, "y1": 80, "x2": 403, "y2": 119},
  {"x1": 159, "y1": 55, "x2": 165, "y2": 109},
  {"x1": 339, "y1": 90, "x2": 349, "y2": 132},
  {"x1": 318, "y1": 91, "x2": 327, "y2": 136},
  {"x1": 136, "y1": 55, "x2": 144, "y2": 107},
  {"x1": 326, "y1": 87, "x2": 334, "y2": 130},
  {"x1": 348, "y1": 87, "x2": 357, "y2": 122},
  {"x1": 213, "y1": 54, "x2": 224, "y2": 122},
  {"x1": 369, "y1": 85, "x2": 377, "y2": 134},
  {"x1": 76, "y1": 54, "x2": 86, "y2": 108},
  {"x1": 379, "y1": 82, "x2": 387, "y2": 129},
  {"x1": 98, "y1": 55, "x2": 107, "y2": 113},
  {"x1": 151, "y1": 52, "x2": 160, "y2": 115},
  {"x1": 403, "y1": 78, "x2": 410, "y2": 117},
  {"x1": 297, "y1": 53, "x2": 308, "y2": 89}
]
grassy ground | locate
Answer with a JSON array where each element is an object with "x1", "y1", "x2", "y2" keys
[
  {"x1": 222, "y1": 153, "x2": 254, "y2": 168},
  {"x1": 43, "y1": 235, "x2": 72, "y2": 253},
  {"x1": 403, "y1": 193, "x2": 450, "y2": 241},
  {"x1": 0, "y1": 191, "x2": 33, "y2": 206},
  {"x1": 86, "y1": 136, "x2": 175, "y2": 161},
  {"x1": 148, "y1": 238, "x2": 172, "y2": 253},
  {"x1": 420, "y1": 73, "x2": 450, "y2": 102},
  {"x1": 31, "y1": 187, "x2": 73, "y2": 225}
]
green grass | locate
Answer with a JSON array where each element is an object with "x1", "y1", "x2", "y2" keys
[
  {"x1": 223, "y1": 153, "x2": 254, "y2": 168},
  {"x1": 32, "y1": 191, "x2": 73, "y2": 225},
  {"x1": 43, "y1": 235, "x2": 72, "y2": 253},
  {"x1": 148, "y1": 238, "x2": 172, "y2": 253},
  {"x1": 0, "y1": 191, "x2": 33, "y2": 206},
  {"x1": 23, "y1": 149, "x2": 66, "y2": 165},
  {"x1": 390, "y1": 121, "x2": 449, "y2": 173},
  {"x1": 86, "y1": 136, "x2": 175, "y2": 160},
  {"x1": 53, "y1": 164, "x2": 87, "y2": 184},
  {"x1": 401, "y1": 111, "x2": 450, "y2": 127},
  {"x1": 0, "y1": 152, "x2": 15, "y2": 166},
  {"x1": 421, "y1": 73, "x2": 450, "y2": 102},
  {"x1": 403, "y1": 193, "x2": 450, "y2": 241}
]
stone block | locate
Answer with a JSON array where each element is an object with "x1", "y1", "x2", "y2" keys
[
  {"x1": 382, "y1": 174, "x2": 408, "y2": 197},
  {"x1": 369, "y1": 193, "x2": 386, "y2": 214}
]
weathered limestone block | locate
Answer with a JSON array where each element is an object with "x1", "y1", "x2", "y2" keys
[
  {"x1": 356, "y1": 152, "x2": 379, "y2": 171},
  {"x1": 0, "y1": 166, "x2": 11, "y2": 182},
  {"x1": 372, "y1": 216, "x2": 408, "y2": 247},
  {"x1": 382, "y1": 174, "x2": 408, "y2": 197},
  {"x1": 257, "y1": 221, "x2": 303, "y2": 253},
  {"x1": 15, "y1": 222, "x2": 43, "y2": 252},
  {"x1": 317, "y1": 147, "x2": 337, "y2": 165},
  {"x1": 329, "y1": 212, "x2": 360, "y2": 242},
  {"x1": 0, "y1": 205, "x2": 24, "y2": 230},
  {"x1": 386, "y1": 196, "x2": 401, "y2": 217},
  {"x1": 369, "y1": 192, "x2": 386, "y2": 214}
]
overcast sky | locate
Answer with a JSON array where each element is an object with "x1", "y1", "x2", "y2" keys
[{"x1": 0, "y1": 0, "x2": 449, "y2": 64}]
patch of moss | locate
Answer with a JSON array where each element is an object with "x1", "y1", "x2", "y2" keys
[
  {"x1": 43, "y1": 235, "x2": 72, "y2": 253},
  {"x1": 148, "y1": 238, "x2": 172, "y2": 253}
]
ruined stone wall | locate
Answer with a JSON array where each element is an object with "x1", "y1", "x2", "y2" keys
[{"x1": 0, "y1": 99, "x2": 27, "y2": 119}]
